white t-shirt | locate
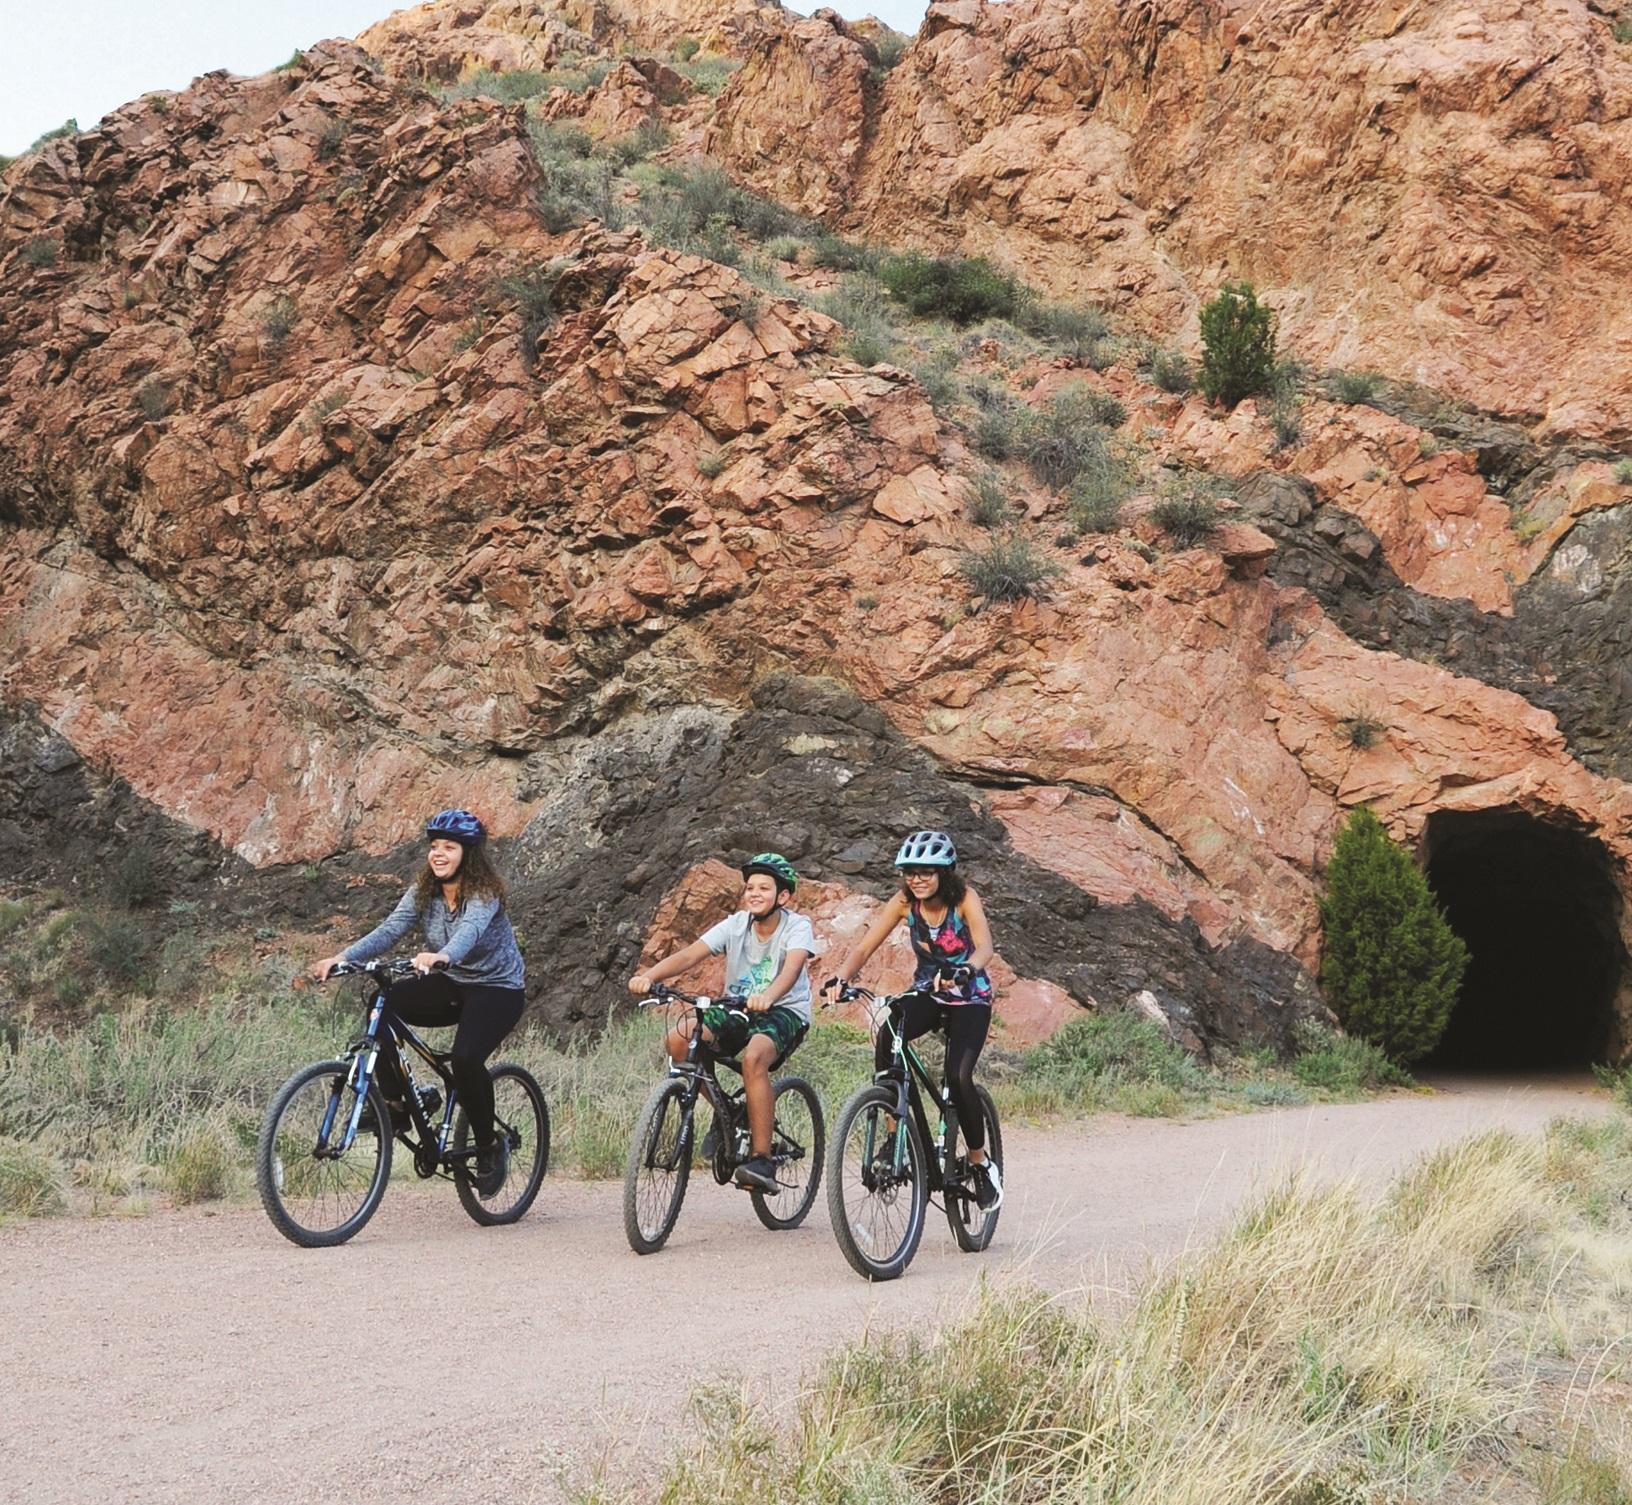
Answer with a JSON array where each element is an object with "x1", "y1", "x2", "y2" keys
[{"x1": 699, "y1": 909, "x2": 819, "y2": 1025}]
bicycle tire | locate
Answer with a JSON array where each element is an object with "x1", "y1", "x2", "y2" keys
[
  {"x1": 453, "y1": 1063, "x2": 551, "y2": 1226},
  {"x1": 825, "y1": 1082, "x2": 928, "y2": 1281},
  {"x1": 945, "y1": 1084, "x2": 1003, "y2": 1253},
  {"x1": 623, "y1": 1077, "x2": 693, "y2": 1254},
  {"x1": 256, "y1": 1058, "x2": 393, "y2": 1248},
  {"x1": 751, "y1": 1076, "x2": 825, "y2": 1231}
]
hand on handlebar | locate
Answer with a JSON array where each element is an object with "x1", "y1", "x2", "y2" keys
[
  {"x1": 310, "y1": 954, "x2": 345, "y2": 983},
  {"x1": 412, "y1": 951, "x2": 450, "y2": 975},
  {"x1": 628, "y1": 973, "x2": 653, "y2": 997}
]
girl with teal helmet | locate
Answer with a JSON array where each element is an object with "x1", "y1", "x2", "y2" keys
[{"x1": 824, "y1": 830, "x2": 1003, "y2": 1211}]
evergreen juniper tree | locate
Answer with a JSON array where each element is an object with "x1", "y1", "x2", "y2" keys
[
  {"x1": 1198, "y1": 280, "x2": 1277, "y2": 407},
  {"x1": 1318, "y1": 807, "x2": 1469, "y2": 1064}
]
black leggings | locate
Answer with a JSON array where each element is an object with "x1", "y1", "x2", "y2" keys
[
  {"x1": 874, "y1": 993, "x2": 992, "y2": 1152},
  {"x1": 382, "y1": 973, "x2": 526, "y2": 1147}
]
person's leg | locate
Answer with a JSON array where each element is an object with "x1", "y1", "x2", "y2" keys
[
  {"x1": 377, "y1": 973, "x2": 461, "y2": 1104},
  {"x1": 448, "y1": 985, "x2": 526, "y2": 1148},
  {"x1": 943, "y1": 1004, "x2": 992, "y2": 1158},
  {"x1": 740, "y1": 1033, "x2": 778, "y2": 1157},
  {"x1": 872, "y1": 992, "x2": 943, "y2": 1077}
]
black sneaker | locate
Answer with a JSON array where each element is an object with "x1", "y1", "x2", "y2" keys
[
  {"x1": 971, "y1": 1160, "x2": 1003, "y2": 1212},
  {"x1": 733, "y1": 1155, "x2": 779, "y2": 1195},
  {"x1": 475, "y1": 1136, "x2": 510, "y2": 1198}
]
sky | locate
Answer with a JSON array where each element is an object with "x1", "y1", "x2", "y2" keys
[{"x1": 0, "y1": 0, "x2": 931, "y2": 157}]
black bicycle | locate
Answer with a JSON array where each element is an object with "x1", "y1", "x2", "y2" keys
[
  {"x1": 256, "y1": 959, "x2": 549, "y2": 1247},
  {"x1": 622, "y1": 984, "x2": 825, "y2": 1254},
  {"x1": 823, "y1": 983, "x2": 1004, "y2": 1281}
]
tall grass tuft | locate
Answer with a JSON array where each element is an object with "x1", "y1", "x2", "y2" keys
[{"x1": 599, "y1": 1121, "x2": 1632, "y2": 1504}]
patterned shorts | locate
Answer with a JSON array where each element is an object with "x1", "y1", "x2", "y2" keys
[{"x1": 700, "y1": 1004, "x2": 807, "y2": 1064}]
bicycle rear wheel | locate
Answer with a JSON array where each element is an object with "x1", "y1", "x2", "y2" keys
[
  {"x1": 751, "y1": 1076, "x2": 825, "y2": 1231},
  {"x1": 453, "y1": 1064, "x2": 550, "y2": 1226},
  {"x1": 256, "y1": 1059, "x2": 393, "y2": 1248},
  {"x1": 945, "y1": 1084, "x2": 1003, "y2": 1253},
  {"x1": 825, "y1": 1083, "x2": 927, "y2": 1281},
  {"x1": 622, "y1": 1078, "x2": 693, "y2": 1254}
]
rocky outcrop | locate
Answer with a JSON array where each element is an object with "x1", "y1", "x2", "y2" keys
[{"x1": 4, "y1": 16, "x2": 1632, "y2": 1056}]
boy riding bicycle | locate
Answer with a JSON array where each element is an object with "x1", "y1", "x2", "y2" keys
[{"x1": 628, "y1": 853, "x2": 817, "y2": 1195}]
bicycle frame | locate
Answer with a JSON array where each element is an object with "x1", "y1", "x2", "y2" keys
[
  {"x1": 870, "y1": 999, "x2": 964, "y2": 1200},
  {"x1": 644, "y1": 988, "x2": 754, "y2": 1168}
]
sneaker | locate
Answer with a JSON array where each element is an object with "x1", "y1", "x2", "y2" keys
[
  {"x1": 733, "y1": 1155, "x2": 779, "y2": 1195},
  {"x1": 971, "y1": 1159, "x2": 1003, "y2": 1212},
  {"x1": 475, "y1": 1136, "x2": 510, "y2": 1198}
]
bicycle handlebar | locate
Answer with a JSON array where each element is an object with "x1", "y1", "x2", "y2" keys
[
  {"x1": 323, "y1": 957, "x2": 430, "y2": 984},
  {"x1": 637, "y1": 983, "x2": 750, "y2": 1020}
]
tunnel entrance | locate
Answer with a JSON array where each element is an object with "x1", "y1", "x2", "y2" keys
[{"x1": 1423, "y1": 810, "x2": 1626, "y2": 1069}]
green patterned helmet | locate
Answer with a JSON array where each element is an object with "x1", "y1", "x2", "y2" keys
[{"x1": 741, "y1": 852, "x2": 798, "y2": 896}]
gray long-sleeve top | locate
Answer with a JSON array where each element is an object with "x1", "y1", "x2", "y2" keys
[{"x1": 342, "y1": 886, "x2": 526, "y2": 990}]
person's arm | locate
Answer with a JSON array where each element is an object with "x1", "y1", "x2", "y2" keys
[
  {"x1": 824, "y1": 891, "x2": 909, "y2": 992},
  {"x1": 959, "y1": 887, "x2": 996, "y2": 974},
  {"x1": 312, "y1": 888, "x2": 419, "y2": 978},
  {"x1": 746, "y1": 948, "x2": 811, "y2": 1013},
  {"x1": 628, "y1": 938, "x2": 714, "y2": 995},
  {"x1": 438, "y1": 896, "x2": 499, "y2": 967}
]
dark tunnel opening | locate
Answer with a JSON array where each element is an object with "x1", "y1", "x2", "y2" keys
[{"x1": 1423, "y1": 810, "x2": 1626, "y2": 1069}]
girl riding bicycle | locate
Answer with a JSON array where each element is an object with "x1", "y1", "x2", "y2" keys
[
  {"x1": 824, "y1": 830, "x2": 1002, "y2": 1210},
  {"x1": 312, "y1": 809, "x2": 525, "y2": 1197}
]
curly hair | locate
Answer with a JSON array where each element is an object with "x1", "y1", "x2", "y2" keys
[
  {"x1": 414, "y1": 839, "x2": 508, "y2": 909},
  {"x1": 899, "y1": 865, "x2": 967, "y2": 910}
]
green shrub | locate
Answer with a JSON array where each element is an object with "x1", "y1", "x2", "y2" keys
[
  {"x1": 1340, "y1": 710, "x2": 1386, "y2": 750},
  {"x1": 27, "y1": 118, "x2": 79, "y2": 152},
  {"x1": 672, "y1": 55, "x2": 740, "y2": 96},
  {"x1": 763, "y1": 233, "x2": 806, "y2": 263},
  {"x1": 841, "y1": 328, "x2": 893, "y2": 366},
  {"x1": 1150, "y1": 471, "x2": 1229, "y2": 546},
  {"x1": 110, "y1": 842, "x2": 161, "y2": 908},
  {"x1": 871, "y1": 31, "x2": 909, "y2": 72},
  {"x1": 80, "y1": 913, "x2": 152, "y2": 988},
  {"x1": 971, "y1": 396, "x2": 1021, "y2": 460},
  {"x1": 959, "y1": 532, "x2": 1059, "y2": 603},
  {"x1": 1019, "y1": 299, "x2": 1109, "y2": 362},
  {"x1": 275, "y1": 50, "x2": 304, "y2": 72},
  {"x1": 908, "y1": 343, "x2": 960, "y2": 410},
  {"x1": 637, "y1": 163, "x2": 815, "y2": 256},
  {"x1": 1025, "y1": 1011, "x2": 1205, "y2": 1095},
  {"x1": 1328, "y1": 370, "x2": 1382, "y2": 406},
  {"x1": 498, "y1": 258, "x2": 569, "y2": 369},
  {"x1": 604, "y1": 120, "x2": 668, "y2": 167},
  {"x1": 1291, "y1": 1020, "x2": 1411, "y2": 1094},
  {"x1": 672, "y1": 35, "x2": 701, "y2": 62},
  {"x1": 1198, "y1": 279, "x2": 1277, "y2": 407},
  {"x1": 168, "y1": 1131, "x2": 232, "y2": 1203},
  {"x1": 1614, "y1": 459, "x2": 1632, "y2": 485},
  {"x1": 1021, "y1": 383, "x2": 1124, "y2": 489},
  {"x1": 964, "y1": 470, "x2": 1014, "y2": 529},
  {"x1": 1319, "y1": 807, "x2": 1468, "y2": 1065},
  {"x1": 260, "y1": 295, "x2": 299, "y2": 344},
  {"x1": 317, "y1": 117, "x2": 352, "y2": 160},
  {"x1": 809, "y1": 234, "x2": 881, "y2": 274},
  {"x1": 1615, "y1": 16, "x2": 1632, "y2": 42},
  {"x1": 528, "y1": 120, "x2": 623, "y2": 231},
  {"x1": 1067, "y1": 456, "x2": 1130, "y2": 534},
  {"x1": 697, "y1": 446, "x2": 728, "y2": 478},
  {"x1": 1148, "y1": 347, "x2": 1193, "y2": 394},
  {"x1": 22, "y1": 237, "x2": 60, "y2": 268},
  {"x1": 0, "y1": 1138, "x2": 66, "y2": 1217},
  {"x1": 880, "y1": 251, "x2": 1023, "y2": 326}
]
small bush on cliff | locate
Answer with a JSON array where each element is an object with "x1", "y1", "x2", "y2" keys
[
  {"x1": 499, "y1": 258, "x2": 569, "y2": 369},
  {"x1": 22, "y1": 238, "x2": 60, "y2": 268},
  {"x1": 26, "y1": 117, "x2": 79, "y2": 152},
  {"x1": 672, "y1": 54, "x2": 739, "y2": 96},
  {"x1": 1020, "y1": 383, "x2": 1126, "y2": 489},
  {"x1": 880, "y1": 251, "x2": 1022, "y2": 326},
  {"x1": 1067, "y1": 455, "x2": 1131, "y2": 534},
  {"x1": 1018, "y1": 299, "x2": 1110, "y2": 364},
  {"x1": 1319, "y1": 807, "x2": 1468, "y2": 1065},
  {"x1": 1150, "y1": 471, "x2": 1230, "y2": 546},
  {"x1": 1615, "y1": 459, "x2": 1632, "y2": 485},
  {"x1": 964, "y1": 470, "x2": 1015, "y2": 529},
  {"x1": 959, "y1": 531, "x2": 1059, "y2": 603},
  {"x1": 1328, "y1": 369, "x2": 1383, "y2": 406},
  {"x1": 259, "y1": 295, "x2": 298, "y2": 346},
  {"x1": 1198, "y1": 279, "x2": 1277, "y2": 407},
  {"x1": 529, "y1": 121, "x2": 622, "y2": 231},
  {"x1": 672, "y1": 35, "x2": 701, "y2": 62},
  {"x1": 1146, "y1": 347, "x2": 1194, "y2": 394}
]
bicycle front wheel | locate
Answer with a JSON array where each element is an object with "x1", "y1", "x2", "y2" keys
[
  {"x1": 825, "y1": 1083, "x2": 927, "y2": 1281},
  {"x1": 622, "y1": 1078, "x2": 693, "y2": 1254},
  {"x1": 454, "y1": 1063, "x2": 550, "y2": 1227},
  {"x1": 751, "y1": 1076, "x2": 825, "y2": 1231},
  {"x1": 946, "y1": 1084, "x2": 1004, "y2": 1253},
  {"x1": 256, "y1": 1059, "x2": 393, "y2": 1248}
]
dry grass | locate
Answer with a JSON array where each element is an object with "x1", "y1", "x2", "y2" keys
[{"x1": 583, "y1": 1116, "x2": 1632, "y2": 1504}]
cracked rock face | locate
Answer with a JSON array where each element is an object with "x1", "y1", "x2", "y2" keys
[{"x1": 4, "y1": 11, "x2": 1632, "y2": 1054}]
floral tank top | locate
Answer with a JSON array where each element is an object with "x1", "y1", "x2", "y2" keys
[{"x1": 908, "y1": 900, "x2": 994, "y2": 1005}]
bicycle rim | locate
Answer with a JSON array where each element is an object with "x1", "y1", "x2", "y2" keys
[
  {"x1": 946, "y1": 1084, "x2": 1003, "y2": 1253},
  {"x1": 623, "y1": 1078, "x2": 692, "y2": 1254},
  {"x1": 454, "y1": 1064, "x2": 550, "y2": 1226},
  {"x1": 751, "y1": 1076, "x2": 824, "y2": 1230},
  {"x1": 826, "y1": 1085, "x2": 926, "y2": 1281},
  {"x1": 257, "y1": 1061, "x2": 392, "y2": 1247}
]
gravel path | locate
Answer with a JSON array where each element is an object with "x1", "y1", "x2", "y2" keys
[{"x1": 1, "y1": 1074, "x2": 1610, "y2": 1505}]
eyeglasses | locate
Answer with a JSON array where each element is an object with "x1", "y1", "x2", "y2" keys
[{"x1": 900, "y1": 867, "x2": 938, "y2": 878}]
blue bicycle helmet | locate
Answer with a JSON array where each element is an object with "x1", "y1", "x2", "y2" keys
[
  {"x1": 894, "y1": 830, "x2": 957, "y2": 867},
  {"x1": 425, "y1": 809, "x2": 486, "y2": 846}
]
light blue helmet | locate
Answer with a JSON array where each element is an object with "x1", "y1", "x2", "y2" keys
[{"x1": 894, "y1": 830, "x2": 957, "y2": 867}]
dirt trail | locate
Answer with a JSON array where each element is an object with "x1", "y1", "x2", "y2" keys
[{"x1": 1, "y1": 1075, "x2": 1610, "y2": 1505}]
